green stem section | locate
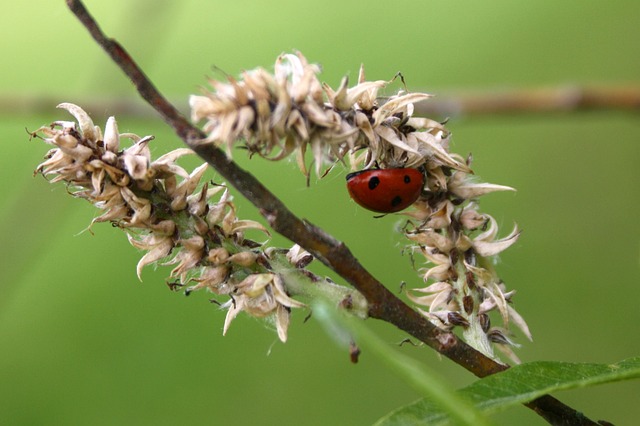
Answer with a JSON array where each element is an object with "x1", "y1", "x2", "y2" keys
[
  {"x1": 270, "y1": 254, "x2": 369, "y2": 319},
  {"x1": 314, "y1": 301, "x2": 493, "y2": 426}
]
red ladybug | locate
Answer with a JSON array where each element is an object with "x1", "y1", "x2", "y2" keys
[{"x1": 346, "y1": 168, "x2": 424, "y2": 213}]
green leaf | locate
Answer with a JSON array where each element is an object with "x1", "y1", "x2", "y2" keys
[{"x1": 376, "y1": 357, "x2": 640, "y2": 425}]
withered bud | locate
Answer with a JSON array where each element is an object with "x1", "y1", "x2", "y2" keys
[
  {"x1": 460, "y1": 206, "x2": 488, "y2": 230},
  {"x1": 462, "y1": 295, "x2": 474, "y2": 315},
  {"x1": 349, "y1": 341, "x2": 361, "y2": 364},
  {"x1": 486, "y1": 328, "x2": 520, "y2": 347},
  {"x1": 295, "y1": 254, "x2": 314, "y2": 269},
  {"x1": 192, "y1": 216, "x2": 210, "y2": 236},
  {"x1": 465, "y1": 271, "x2": 477, "y2": 290},
  {"x1": 227, "y1": 251, "x2": 258, "y2": 267},
  {"x1": 479, "y1": 313, "x2": 491, "y2": 333},
  {"x1": 286, "y1": 244, "x2": 313, "y2": 268},
  {"x1": 339, "y1": 294, "x2": 354, "y2": 310},
  {"x1": 207, "y1": 247, "x2": 229, "y2": 264},
  {"x1": 447, "y1": 311, "x2": 470, "y2": 328},
  {"x1": 186, "y1": 265, "x2": 230, "y2": 295}
]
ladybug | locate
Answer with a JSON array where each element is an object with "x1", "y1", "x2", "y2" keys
[{"x1": 346, "y1": 168, "x2": 424, "y2": 213}]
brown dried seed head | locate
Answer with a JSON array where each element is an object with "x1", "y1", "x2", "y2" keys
[
  {"x1": 207, "y1": 247, "x2": 230, "y2": 264},
  {"x1": 227, "y1": 251, "x2": 258, "y2": 267}
]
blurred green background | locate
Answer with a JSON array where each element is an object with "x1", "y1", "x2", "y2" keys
[{"x1": 2, "y1": 0, "x2": 638, "y2": 424}]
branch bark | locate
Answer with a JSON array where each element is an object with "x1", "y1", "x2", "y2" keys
[
  {"x1": 8, "y1": 83, "x2": 639, "y2": 118},
  {"x1": 415, "y1": 85, "x2": 640, "y2": 117},
  {"x1": 65, "y1": 1, "x2": 606, "y2": 424}
]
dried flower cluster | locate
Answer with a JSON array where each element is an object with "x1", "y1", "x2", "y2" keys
[
  {"x1": 31, "y1": 103, "x2": 325, "y2": 342},
  {"x1": 405, "y1": 196, "x2": 529, "y2": 363},
  {"x1": 190, "y1": 51, "x2": 467, "y2": 176},
  {"x1": 189, "y1": 52, "x2": 528, "y2": 362},
  {"x1": 32, "y1": 52, "x2": 527, "y2": 360}
]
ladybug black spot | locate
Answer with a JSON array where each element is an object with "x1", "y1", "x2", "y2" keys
[
  {"x1": 404, "y1": 174, "x2": 411, "y2": 184},
  {"x1": 368, "y1": 176, "x2": 380, "y2": 190},
  {"x1": 391, "y1": 196, "x2": 403, "y2": 207}
]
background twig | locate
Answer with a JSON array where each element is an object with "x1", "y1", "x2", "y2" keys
[
  {"x1": 8, "y1": 84, "x2": 639, "y2": 119},
  {"x1": 415, "y1": 85, "x2": 640, "y2": 117}
]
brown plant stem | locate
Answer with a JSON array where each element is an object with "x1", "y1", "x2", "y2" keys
[
  {"x1": 7, "y1": 84, "x2": 639, "y2": 119},
  {"x1": 415, "y1": 85, "x2": 640, "y2": 117},
  {"x1": 65, "y1": 1, "x2": 603, "y2": 424}
]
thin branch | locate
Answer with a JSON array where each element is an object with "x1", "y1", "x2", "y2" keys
[
  {"x1": 64, "y1": 1, "x2": 604, "y2": 424},
  {"x1": 415, "y1": 85, "x2": 640, "y2": 117},
  {"x1": 8, "y1": 84, "x2": 640, "y2": 118}
]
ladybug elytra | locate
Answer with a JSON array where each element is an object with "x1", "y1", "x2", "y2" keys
[{"x1": 346, "y1": 168, "x2": 424, "y2": 213}]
